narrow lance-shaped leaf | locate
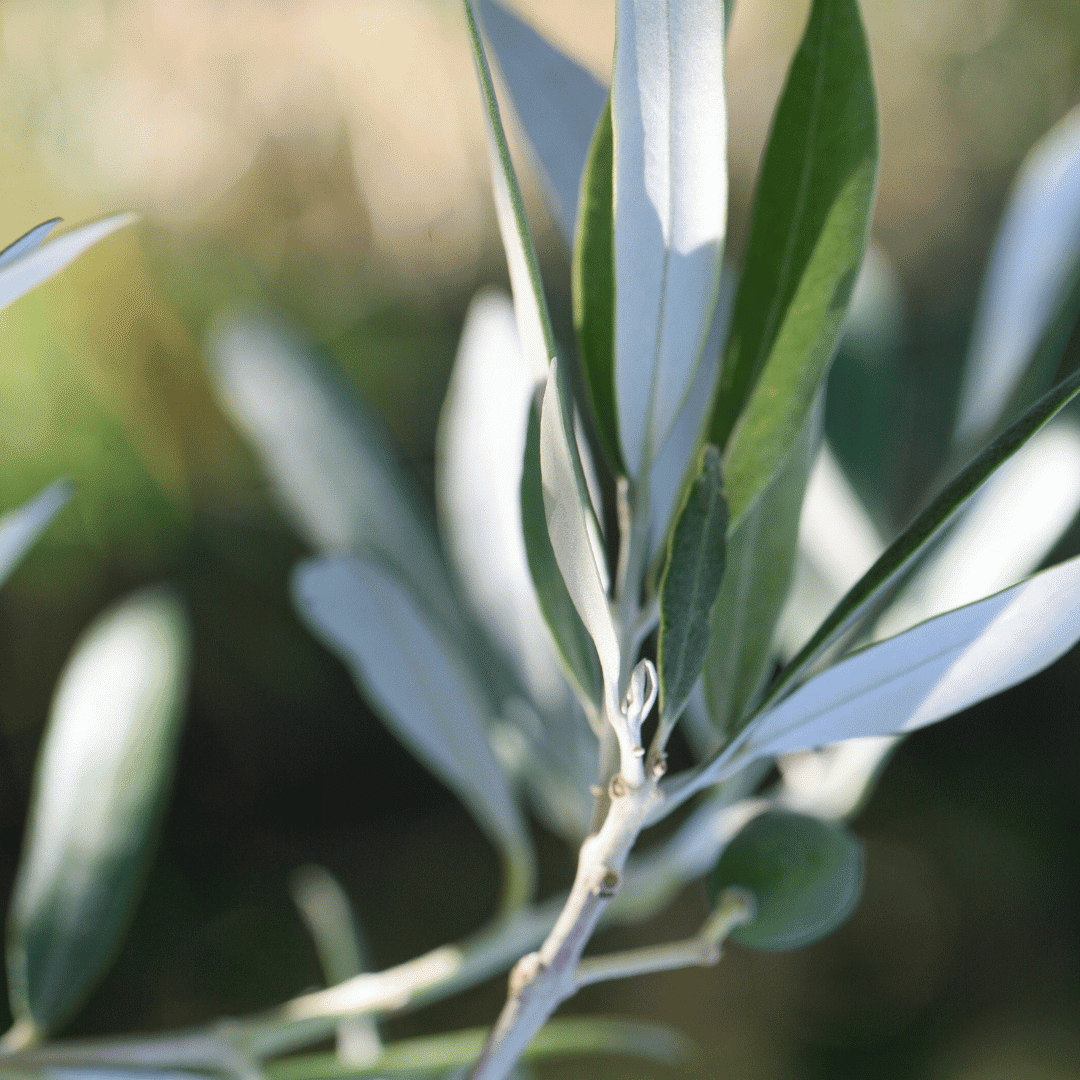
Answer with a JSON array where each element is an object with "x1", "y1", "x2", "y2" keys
[
  {"x1": 540, "y1": 361, "x2": 621, "y2": 693},
  {"x1": 709, "y1": 0, "x2": 877, "y2": 528},
  {"x1": 768, "y1": 362, "x2": 1080, "y2": 709},
  {"x1": 954, "y1": 104, "x2": 1080, "y2": 446},
  {"x1": 521, "y1": 391, "x2": 604, "y2": 715},
  {"x1": 465, "y1": 0, "x2": 610, "y2": 669},
  {"x1": 476, "y1": 0, "x2": 607, "y2": 248},
  {"x1": 437, "y1": 292, "x2": 570, "y2": 714},
  {"x1": 573, "y1": 98, "x2": 621, "y2": 474},
  {"x1": 704, "y1": 401, "x2": 820, "y2": 740},
  {"x1": 733, "y1": 551, "x2": 1080, "y2": 764},
  {"x1": 464, "y1": 0, "x2": 556, "y2": 381},
  {"x1": 0, "y1": 213, "x2": 137, "y2": 313},
  {"x1": 292, "y1": 556, "x2": 536, "y2": 913},
  {"x1": 0, "y1": 219, "x2": 60, "y2": 271},
  {"x1": 207, "y1": 313, "x2": 465, "y2": 638},
  {"x1": 7, "y1": 587, "x2": 191, "y2": 1035},
  {"x1": 612, "y1": 0, "x2": 727, "y2": 476},
  {"x1": 0, "y1": 481, "x2": 72, "y2": 590},
  {"x1": 656, "y1": 446, "x2": 727, "y2": 738}
]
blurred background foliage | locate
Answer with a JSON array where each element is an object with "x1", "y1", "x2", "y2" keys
[{"x1": 2, "y1": 0, "x2": 1080, "y2": 1077}]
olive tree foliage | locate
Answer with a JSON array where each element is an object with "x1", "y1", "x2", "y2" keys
[{"x1": 4, "y1": 1, "x2": 1080, "y2": 1078}]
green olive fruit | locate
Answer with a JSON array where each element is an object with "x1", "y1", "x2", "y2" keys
[{"x1": 709, "y1": 810, "x2": 864, "y2": 951}]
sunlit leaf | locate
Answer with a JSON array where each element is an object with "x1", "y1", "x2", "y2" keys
[
  {"x1": 7, "y1": 588, "x2": 191, "y2": 1034},
  {"x1": 612, "y1": 0, "x2": 727, "y2": 476},
  {"x1": 0, "y1": 213, "x2": 137, "y2": 313},
  {"x1": 436, "y1": 291, "x2": 570, "y2": 713},
  {"x1": 573, "y1": 97, "x2": 621, "y2": 473},
  {"x1": 464, "y1": 0, "x2": 556, "y2": 381},
  {"x1": 521, "y1": 392, "x2": 603, "y2": 713},
  {"x1": 737, "y1": 552, "x2": 1080, "y2": 763},
  {"x1": 954, "y1": 104, "x2": 1080, "y2": 445},
  {"x1": 709, "y1": 0, "x2": 877, "y2": 528},
  {"x1": 657, "y1": 446, "x2": 727, "y2": 735},
  {"x1": 875, "y1": 417, "x2": 1080, "y2": 641},
  {"x1": 540, "y1": 360, "x2": 620, "y2": 691},
  {"x1": 771, "y1": 363, "x2": 1080, "y2": 705},
  {"x1": 292, "y1": 556, "x2": 535, "y2": 912},
  {"x1": 0, "y1": 219, "x2": 60, "y2": 271},
  {"x1": 207, "y1": 313, "x2": 464, "y2": 636},
  {"x1": 476, "y1": 0, "x2": 607, "y2": 248},
  {"x1": 0, "y1": 481, "x2": 73, "y2": 590},
  {"x1": 710, "y1": 810, "x2": 862, "y2": 950}
]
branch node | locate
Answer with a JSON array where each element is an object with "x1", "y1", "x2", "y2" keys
[
  {"x1": 508, "y1": 952, "x2": 545, "y2": 996},
  {"x1": 594, "y1": 867, "x2": 621, "y2": 898}
]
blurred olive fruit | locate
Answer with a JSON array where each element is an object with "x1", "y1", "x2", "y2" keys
[{"x1": 710, "y1": 810, "x2": 864, "y2": 951}]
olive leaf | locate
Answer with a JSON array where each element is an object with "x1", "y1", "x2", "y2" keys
[{"x1": 7, "y1": 588, "x2": 191, "y2": 1034}]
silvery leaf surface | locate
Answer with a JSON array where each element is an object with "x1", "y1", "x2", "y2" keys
[
  {"x1": 612, "y1": 0, "x2": 727, "y2": 477},
  {"x1": 207, "y1": 313, "x2": 464, "y2": 636},
  {"x1": 0, "y1": 213, "x2": 137, "y2": 313},
  {"x1": 735, "y1": 552, "x2": 1080, "y2": 762},
  {"x1": 292, "y1": 555, "x2": 535, "y2": 911},
  {"x1": 540, "y1": 360, "x2": 620, "y2": 692},
  {"x1": 0, "y1": 481, "x2": 73, "y2": 590},
  {"x1": 436, "y1": 290, "x2": 570, "y2": 714},
  {"x1": 7, "y1": 588, "x2": 191, "y2": 1034},
  {"x1": 955, "y1": 104, "x2": 1080, "y2": 445},
  {"x1": 477, "y1": 0, "x2": 607, "y2": 247},
  {"x1": 876, "y1": 416, "x2": 1080, "y2": 641},
  {"x1": 0, "y1": 219, "x2": 60, "y2": 271}
]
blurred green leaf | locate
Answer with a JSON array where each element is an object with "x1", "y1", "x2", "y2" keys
[
  {"x1": 292, "y1": 555, "x2": 536, "y2": 913},
  {"x1": 0, "y1": 214, "x2": 138, "y2": 314},
  {"x1": 709, "y1": 0, "x2": 877, "y2": 528},
  {"x1": 573, "y1": 98, "x2": 622, "y2": 474},
  {"x1": 704, "y1": 404, "x2": 819, "y2": 740},
  {"x1": 476, "y1": 0, "x2": 607, "y2": 248},
  {"x1": 0, "y1": 481, "x2": 72, "y2": 590},
  {"x1": 266, "y1": 1015, "x2": 694, "y2": 1079},
  {"x1": 710, "y1": 810, "x2": 862, "y2": 951},
  {"x1": 955, "y1": 104, "x2": 1080, "y2": 445},
  {"x1": 612, "y1": 0, "x2": 727, "y2": 476},
  {"x1": 657, "y1": 446, "x2": 727, "y2": 733},
  {"x1": 7, "y1": 587, "x2": 191, "y2": 1034},
  {"x1": 521, "y1": 392, "x2": 604, "y2": 712},
  {"x1": 207, "y1": 313, "x2": 466, "y2": 639}
]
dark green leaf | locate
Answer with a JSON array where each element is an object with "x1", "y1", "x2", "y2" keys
[
  {"x1": 573, "y1": 98, "x2": 622, "y2": 474},
  {"x1": 7, "y1": 588, "x2": 191, "y2": 1034},
  {"x1": 708, "y1": 0, "x2": 877, "y2": 528},
  {"x1": 657, "y1": 446, "x2": 728, "y2": 731},
  {"x1": 521, "y1": 392, "x2": 604, "y2": 711},
  {"x1": 704, "y1": 402, "x2": 820, "y2": 741},
  {"x1": 709, "y1": 810, "x2": 863, "y2": 951}
]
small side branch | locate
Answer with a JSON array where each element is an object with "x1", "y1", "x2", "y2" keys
[{"x1": 575, "y1": 887, "x2": 754, "y2": 989}]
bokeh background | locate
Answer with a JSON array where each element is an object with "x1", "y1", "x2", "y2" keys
[{"x1": 2, "y1": 0, "x2": 1080, "y2": 1077}]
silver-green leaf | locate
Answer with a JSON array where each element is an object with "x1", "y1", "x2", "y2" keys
[
  {"x1": 292, "y1": 555, "x2": 535, "y2": 912},
  {"x1": 7, "y1": 587, "x2": 191, "y2": 1034}
]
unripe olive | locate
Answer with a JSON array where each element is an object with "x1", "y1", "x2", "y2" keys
[{"x1": 709, "y1": 809, "x2": 863, "y2": 951}]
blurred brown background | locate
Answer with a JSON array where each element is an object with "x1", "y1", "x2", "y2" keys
[{"x1": 2, "y1": 1, "x2": 1080, "y2": 1077}]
